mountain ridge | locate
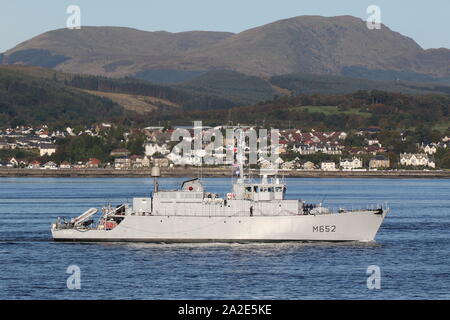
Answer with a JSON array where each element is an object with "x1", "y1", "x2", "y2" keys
[{"x1": 2, "y1": 15, "x2": 449, "y2": 81}]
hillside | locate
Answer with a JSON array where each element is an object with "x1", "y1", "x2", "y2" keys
[
  {"x1": 269, "y1": 73, "x2": 450, "y2": 95},
  {"x1": 2, "y1": 16, "x2": 449, "y2": 82},
  {"x1": 0, "y1": 66, "x2": 125, "y2": 127},
  {"x1": 0, "y1": 65, "x2": 248, "y2": 128},
  {"x1": 80, "y1": 89, "x2": 180, "y2": 114},
  {"x1": 150, "y1": 90, "x2": 450, "y2": 133},
  {"x1": 1, "y1": 27, "x2": 232, "y2": 77},
  {"x1": 175, "y1": 70, "x2": 278, "y2": 105},
  {"x1": 2, "y1": 64, "x2": 449, "y2": 133}
]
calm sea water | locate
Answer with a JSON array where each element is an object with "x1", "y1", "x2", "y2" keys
[{"x1": 0, "y1": 177, "x2": 449, "y2": 300}]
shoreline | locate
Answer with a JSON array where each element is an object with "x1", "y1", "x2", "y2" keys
[{"x1": 0, "y1": 168, "x2": 449, "y2": 178}]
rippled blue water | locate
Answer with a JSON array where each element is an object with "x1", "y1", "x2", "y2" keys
[{"x1": 0, "y1": 177, "x2": 449, "y2": 300}]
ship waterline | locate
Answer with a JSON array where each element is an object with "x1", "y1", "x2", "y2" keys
[{"x1": 52, "y1": 210, "x2": 387, "y2": 242}]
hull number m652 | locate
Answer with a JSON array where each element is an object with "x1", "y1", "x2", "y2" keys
[{"x1": 313, "y1": 225, "x2": 336, "y2": 232}]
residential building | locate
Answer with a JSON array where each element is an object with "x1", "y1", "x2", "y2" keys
[
  {"x1": 400, "y1": 153, "x2": 435, "y2": 168},
  {"x1": 340, "y1": 157, "x2": 363, "y2": 170},
  {"x1": 303, "y1": 161, "x2": 315, "y2": 170},
  {"x1": 28, "y1": 160, "x2": 41, "y2": 169},
  {"x1": 321, "y1": 161, "x2": 337, "y2": 171},
  {"x1": 151, "y1": 157, "x2": 170, "y2": 168},
  {"x1": 39, "y1": 144, "x2": 57, "y2": 156},
  {"x1": 420, "y1": 144, "x2": 437, "y2": 155},
  {"x1": 43, "y1": 161, "x2": 58, "y2": 169},
  {"x1": 114, "y1": 157, "x2": 131, "y2": 169},
  {"x1": 60, "y1": 161, "x2": 71, "y2": 169},
  {"x1": 131, "y1": 156, "x2": 151, "y2": 168},
  {"x1": 87, "y1": 158, "x2": 101, "y2": 168},
  {"x1": 8, "y1": 157, "x2": 19, "y2": 167},
  {"x1": 281, "y1": 161, "x2": 295, "y2": 170},
  {"x1": 369, "y1": 155, "x2": 390, "y2": 169},
  {"x1": 145, "y1": 143, "x2": 170, "y2": 157}
]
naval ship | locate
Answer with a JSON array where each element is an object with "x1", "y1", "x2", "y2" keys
[{"x1": 51, "y1": 164, "x2": 389, "y2": 242}]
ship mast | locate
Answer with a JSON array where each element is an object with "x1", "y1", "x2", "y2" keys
[{"x1": 236, "y1": 129, "x2": 245, "y2": 181}]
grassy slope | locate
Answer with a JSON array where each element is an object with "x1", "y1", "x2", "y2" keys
[
  {"x1": 289, "y1": 105, "x2": 372, "y2": 118},
  {"x1": 81, "y1": 89, "x2": 180, "y2": 114}
]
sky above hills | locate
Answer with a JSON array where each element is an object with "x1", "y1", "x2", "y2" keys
[{"x1": 1, "y1": 0, "x2": 449, "y2": 53}]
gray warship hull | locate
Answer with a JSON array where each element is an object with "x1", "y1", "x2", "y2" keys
[{"x1": 52, "y1": 209, "x2": 387, "y2": 242}]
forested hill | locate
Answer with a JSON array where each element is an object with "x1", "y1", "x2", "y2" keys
[
  {"x1": 149, "y1": 90, "x2": 450, "y2": 134},
  {"x1": 65, "y1": 74, "x2": 238, "y2": 110},
  {"x1": 0, "y1": 67, "x2": 126, "y2": 127},
  {"x1": 1, "y1": 65, "x2": 449, "y2": 133},
  {"x1": 0, "y1": 65, "x2": 246, "y2": 128}
]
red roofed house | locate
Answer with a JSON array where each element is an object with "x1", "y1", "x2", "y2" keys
[
  {"x1": 28, "y1": 160, "x2": 41, "y2": 169},
  {"x1": 87, "y1": 158, "x2": 101, "y2": 168},
  {"x1": 60, "y1": 161, "x2": 71, "y2": 169}
]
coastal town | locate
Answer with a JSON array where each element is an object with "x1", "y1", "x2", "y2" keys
[{"x1": 0, "y1": 123, "x2": 448, "y2": 174}]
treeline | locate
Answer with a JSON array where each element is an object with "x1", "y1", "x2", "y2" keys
[
  {"x1": 153, "y1": 90, "x2": 450, "y2": 133},
  {"x1": 176, "y1": 70, "x2": 277, "y2": 106},
  {"x1": 270, "y1": 72, "x2": 450, "y2": 96}
]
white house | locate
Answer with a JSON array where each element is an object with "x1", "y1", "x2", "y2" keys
[
  {"x1": 28, "y1": 160, "x2": 41, "y2": 169},
  {"x1": 60, "y1": 161, "x2": 71, "y2": 169},
  {"x1": 400, "y1": 153, "x2": 435, "y2": 168},
  {"x1": 39, "y1": 144, "x2": 57, "y2": 156},
  {"x1": 8, "y1": 157, "x2": 19, "y2": 167},
  {"x1": 281, "y1": 161, "x2": 296, "y2": 170},
  {"x1": 321, "y1": 161, "x2": 337, "y2": 171},
  {"x1": 145, "y1": 143, "x2": 170, "y2": 157},
  {"x1": 0, "y1": 142, "x2": 10, "y2": 150},
  {"x1": 131, "y1": 156, "x2": 151, "y2": 168},
  {"x1": 420, "y1": 144, "x2": 437, "y2": 155},
  {"x1": 367, "y1": 139, "x2": 380, "y2": 146},
  {"x1": 340, "y1": 157, "x2": 363, "y2": 170},
  {"x1": 43, "y1": 161, "x2": 58, "y2": 169},
  {"x1": 303, "y1": 161, "x2": 315, "y2": 170}
]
